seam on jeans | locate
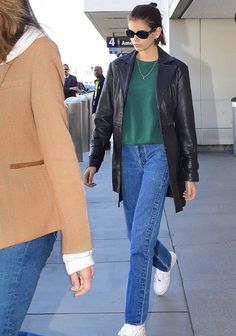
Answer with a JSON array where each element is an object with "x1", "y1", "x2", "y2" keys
[
  {"x1": 135, "y1": 146, "x2": 143, "y2": 168},
  {"x1": 124, "y1": 145, "x2": 169, "y2": 324},
  {"x1": 139, "y1": 164, "x2": 169, "y2": 322},
  {"x1": 3, "y1": 234, "x2": 56, "y2": 334},
  {"x1": 128, "y1": 155, "x2": 169, "y2": 323},
  {"x1": 152, "y1": 166, "x2": 171, "y2": 272},
  {"x1": 155, "y1": 250, "x2": 171, "y2": 271},
  {"x1": 140, "y1": 145, "x2": 147, "y2": 167},
  {"x1": 138, "y1": 256, "x2": 152, "y2": 323},
  {"x1": 4, "y1": 243, "x2": 28, "y2": 334}
]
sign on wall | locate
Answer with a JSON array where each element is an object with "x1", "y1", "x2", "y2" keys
[
  {"x1": 106, "y1": 37, "x2": 119, "y2": 48},
  {"x1": 106, "y1": 36, "x2": 133, "y2": 49}
]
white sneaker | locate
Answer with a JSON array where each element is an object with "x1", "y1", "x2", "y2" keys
[
  {"x1": 153, "y1": 251, "x2": 177, "y2": 296},
  {"x1": 118, "y1": 323, "x2": 146, "y2": 336}
]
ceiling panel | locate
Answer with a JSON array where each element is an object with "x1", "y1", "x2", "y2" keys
[
  {"x1": 85, "y1": 1, "x2": 236, "y2": 42},
  {"x1": 85, "y1": 11, "x2": 129, "y2": 39},
  {"x1": 181, "y1": 0, "x2": 235, "y2": 19}
]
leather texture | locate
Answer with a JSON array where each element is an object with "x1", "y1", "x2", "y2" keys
[{"x1": 89, "y1": 47, "x2": 199, "y2": 212}]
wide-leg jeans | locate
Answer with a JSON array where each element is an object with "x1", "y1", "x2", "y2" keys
[
  {"x1": 0, "y1": 232, "x2": 56, "y2": 336},
  {"x1": 122, "y1": 144, "x2": 171, "y2": 325}
]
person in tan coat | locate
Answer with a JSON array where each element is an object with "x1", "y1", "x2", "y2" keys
[{"x1": 0, "y1": 1, "x2": 94, "y2": 335}]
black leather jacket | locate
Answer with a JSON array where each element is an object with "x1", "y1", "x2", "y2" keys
[{"x1": 89, "y1": 47, "x2": 199, "y2": 212}]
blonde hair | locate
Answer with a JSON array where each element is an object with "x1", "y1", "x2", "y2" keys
[{"x1": 0, "y1": 0, "x2": 43, "y2": 63}]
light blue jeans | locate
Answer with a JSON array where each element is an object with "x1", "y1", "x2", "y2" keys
[
  {"x1": 122, "y1": 144, "x2": 171, "y2": 325},
  {"x1": 0, "y1": 233, "x2": 56, "y2": 336}
]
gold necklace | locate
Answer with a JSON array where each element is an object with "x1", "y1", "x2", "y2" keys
[{"x1": 137, "y1": 60, "x2": 157, "y2": 80}]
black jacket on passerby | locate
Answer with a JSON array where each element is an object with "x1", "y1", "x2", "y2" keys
[
  {"x1": 64, "y1": 74, "x2": 78, "y2": 99},
  {"x1": 92, "y1": 75, "x2": 105, "y2": 114},
  {"x1": 89, "y1": 47, "x2": 199, "y2": 212}
]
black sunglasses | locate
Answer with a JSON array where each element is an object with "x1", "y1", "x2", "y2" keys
[{"x1": 126, "y1": 28, "x2": 155, "y2": 39}]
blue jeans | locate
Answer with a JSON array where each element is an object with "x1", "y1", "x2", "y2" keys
[
  {"x1": 18, "y1": 333, "x2": 40, "y2": 336},
  {"x1": 0, "y1": 233, "x2": 56, "y2": 336},
  {"x1": 122, "y1": 144, "x2": 171, "y2": 325}
]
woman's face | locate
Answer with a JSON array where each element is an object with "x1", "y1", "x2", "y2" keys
[{"x1": 127, "y1": 19, "x2": 161, "y2": 53}]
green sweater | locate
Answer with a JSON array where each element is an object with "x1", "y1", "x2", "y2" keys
[{"x1": 122, "y1": 59, "x2": 163, "y2": 145}]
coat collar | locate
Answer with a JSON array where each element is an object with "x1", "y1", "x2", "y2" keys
[
  {"x1": 1, "y1": 26, "x2": 45, "y2": 65},
  {"x1": 114, "y1": 46, "x2": 176, "y2": 66},
  {"x1": 114, "y1": 46, "x2": 177, "y2": 106}
]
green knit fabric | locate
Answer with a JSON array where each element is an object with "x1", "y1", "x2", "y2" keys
[{"x1": 122, "y1": 59, "x2": 163, "y2": 145}]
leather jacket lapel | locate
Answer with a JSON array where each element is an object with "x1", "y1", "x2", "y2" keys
[
  {"x1": 157, "y1": 62, "x2": 177, "y2": 107},
  {"x1": 156, "y1": 47, "x2": 177, "y2": 107},
  {"x1": 116, "y1": 51, "x2": 136, "y2": 101}
]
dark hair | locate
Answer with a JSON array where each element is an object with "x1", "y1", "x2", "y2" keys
[
  {"x1": 0, "y1": 0, "x2": 44, "y2": 62},
  {"x1": 128, "y1": 2, "x2": 166, "y2": 45}
]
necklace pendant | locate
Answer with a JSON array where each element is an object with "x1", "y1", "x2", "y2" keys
[{"x1": 137, "y1": 60, "x2": 157, "y2": 81}]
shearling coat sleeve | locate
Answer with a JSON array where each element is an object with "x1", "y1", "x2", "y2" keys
[{"x1": 30, "y1": 38, "x2": 92, "y2": 254}]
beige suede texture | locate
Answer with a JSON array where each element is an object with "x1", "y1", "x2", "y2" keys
[{"x1": 0, "y1": 37, "x2": 92, "y2": 254}]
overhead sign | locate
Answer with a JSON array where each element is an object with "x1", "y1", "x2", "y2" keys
[
  {"x1": 109, "y1": 47, "x2": 121, "y2": 55},
  {"x1": 107, "y1": 37, "x2": 119, "y2": 48},
  {"x1": 107, "y1": 36, "x2": 133, "y2": 49},
  {"x1": 118, "y1": 37, "x2": 133, "y2": 48}
]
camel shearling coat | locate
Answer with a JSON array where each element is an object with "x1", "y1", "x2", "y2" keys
[{"x1": 0, "y1": 37, "x2": 92, "y2": 254}]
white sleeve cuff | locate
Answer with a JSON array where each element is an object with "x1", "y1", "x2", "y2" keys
[{"x1": 62, "y1": 250, "x2": 94, "y2": 275}]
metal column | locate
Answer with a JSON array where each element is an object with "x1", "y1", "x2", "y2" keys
[{"x1": 232, "y1": 97, "x2": 236, "y2": 156}]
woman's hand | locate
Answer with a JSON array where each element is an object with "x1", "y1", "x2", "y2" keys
[
  {"x1": 83, "y1": 167, "x2": 97, "y2": 187},
  {"x1": 70, "y1": 266, "x2": 94, "y2": 297},
  {"x1": 183, "y1": 181, "x2": 197, "y2": 201}
]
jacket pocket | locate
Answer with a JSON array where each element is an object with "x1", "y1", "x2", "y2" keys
[{"x1": 9, "y1": 160, "x2": 44, "y2": 169}]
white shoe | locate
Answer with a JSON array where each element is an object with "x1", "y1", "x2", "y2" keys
[
  {"x1": 118, "y1": 323, "x2": 146, "y2": 336},
  {"x1": 154, "y1": 251, "x2": 177, "y2": 296}
]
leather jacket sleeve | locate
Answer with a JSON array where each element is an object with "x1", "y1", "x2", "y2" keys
[
  {"x1": 89, "y1": 64, "x2": 114, "y2": 171},
  {"x1": 175, "y1": 64, "x2": 199, "y2": 181}
]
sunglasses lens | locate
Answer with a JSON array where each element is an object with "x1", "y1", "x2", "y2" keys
[
  {"x1": 126, "y1": 29, "x2": 151, "y2": 39},
  {"x1": 136, "y1": 31, "x2": 149, "y2": 39},
  {"x1": 126, "y1": 29, "x2": 134, "y2": 38}
]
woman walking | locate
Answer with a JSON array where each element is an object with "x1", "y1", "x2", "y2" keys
[
  {"x1": 84, "y1": 3, "x2": 199, "y2": 336},
  {"x1": 0, "y1": 1, "x2": 94, "y2": 335}
]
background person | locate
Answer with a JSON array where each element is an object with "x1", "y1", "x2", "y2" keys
[
  {"x1": 63, "y1": 63, "x2": 78, "y2": 99},
  {"x1": 0, "y1": 1, "x2": 94, "y2": 335},
  {"x1": 84, "y1": 3, "x2": 199, "y2": 336},
  {"x1": 92, "y1": 65, "x2": 110, "y2": 150},
  {"x1": 92, "y1": 65, "x2": 105, "y2": 114}
]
